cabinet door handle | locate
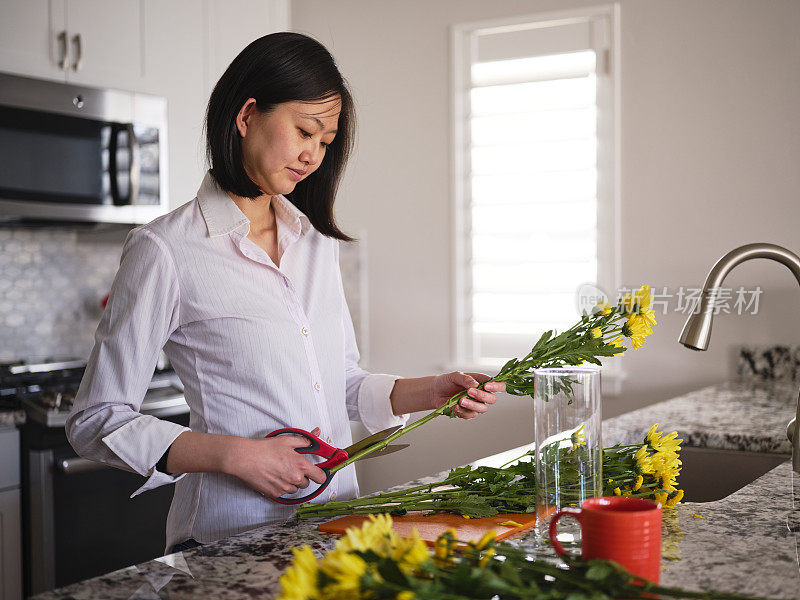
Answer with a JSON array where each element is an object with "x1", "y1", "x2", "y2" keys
[
  {"x1": 71, "y1": 33, "x2": 82, "y2": 72},
  {"x1": 57, "y1": 30, "x2": 69, "y2": 70}
]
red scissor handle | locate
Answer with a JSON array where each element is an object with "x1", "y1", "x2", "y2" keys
[{"x1": 264, "y1": 428, "x2": 349, "y2": 505}]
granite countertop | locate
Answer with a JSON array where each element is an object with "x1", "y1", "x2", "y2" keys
[{"x1": 33, "y1": 382, "x2": 800, "y2": 599}]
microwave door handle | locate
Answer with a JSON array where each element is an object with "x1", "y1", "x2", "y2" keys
[
  {"x1": 127, "y1": 123, "x2": 140, "y2": 205},
  {"x1": 108, "y1": 123, "x2": 123, "y2": 205},
  {"x1": 108, "y1": 124, "x2": 139, "y2": 206}
]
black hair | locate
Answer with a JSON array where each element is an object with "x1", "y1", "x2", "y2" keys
[{"x1": 205, "y1": 32, "x2": 356, "y2": 241}]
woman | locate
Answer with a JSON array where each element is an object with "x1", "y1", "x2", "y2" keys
[{"x1": 66, "y1": 32, "x2": 504, "y2": 554}]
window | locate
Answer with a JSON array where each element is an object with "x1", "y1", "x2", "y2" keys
[{"x1": 452, "y1": 7, "x2": 619, "y2": 369}]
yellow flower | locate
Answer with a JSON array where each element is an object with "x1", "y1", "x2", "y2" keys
[
  {"x1": 645, "y1": 425, "x2": 683, "y2": 454},
  {"x1": 665, "y1": 489, "x2": 684, "y2": 508},
  {"x1": 618, "y1": 292, "x2": 635, "y2": 316},
  {"x1": 632, "y1": 475, "x2": 644, "y2": 491},
  {"x1": 621, "y1": 317, "x2": 652, "y2": 349},
  {"x1": 474, "y1": 530, "x2": 496, "y2": 551},
  {"x1": 590, "y1": 327, "x2": 603, "y2": 339},
  {"x1": 396, "y1": 593, "x2": 416, "y2": 600},
  {"x1": 319, "y1": 549, "x2": 367, "y2": 596},
  {"x1": 609, "y1": 336, "x2": 626, "y2": 356},
  {"x1": 434, "y1": 528, "x2": 457, "y2": 567},
  {"x1": 593, "y1": 301, "x2": 613, "y2": 316},
  {"x1": 478, "y1": 547, "x2": 495, "y2": 567},
  {"x1": 613, "y1": 487, "x2": 622, "y2": 496},
  {"x1": 570, "y1": 424, "x2": 586, "y2": 451},
  {"x1": 338, "y1": 513, "x2": 396, "y2": 556},
  {"x1": 277, "y1": 545, "x2": 319, "y2": 600},
  {"x1": 634, "y1": 445, "x2": 655, "y2": 475},
  {"x1": 390, "y1": 529, "x2": 429, "y2": 574},
  {"x1": 654, "y1": 491, "x2": 668, "y2": 506}
]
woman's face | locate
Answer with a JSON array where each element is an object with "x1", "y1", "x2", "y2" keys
[{"x1": 235, "y1": 96, "x2": 341, "y2": 197}]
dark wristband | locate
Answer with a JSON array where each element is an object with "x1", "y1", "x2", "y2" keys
[{"x1": 156, "y1": 445, "x2": 172, "y2": 474}]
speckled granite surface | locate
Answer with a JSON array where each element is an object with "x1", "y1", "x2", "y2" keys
[
  {"x1": 0, "y1": 409, "x2": 25, "y2": 427},
  {"x1": 31, "y1": 383, "x2": 800, "y2": 599},
  {"x1": 604, "y1": 380, "x2": 796, "y2": 454}
]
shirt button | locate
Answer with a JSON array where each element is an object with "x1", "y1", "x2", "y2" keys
[
  {"x1": 325, "y1": 437, "x2": 332, "y2": 444},
  {"x1": 301, "y1": 326, "x2": 309, "y2": 336},
  {"x1": 313, "y1": 382, "x2": 321, "y2": 391},
  {"x1": 330, "y1": 491, "x2": 337, "y2": 501}
]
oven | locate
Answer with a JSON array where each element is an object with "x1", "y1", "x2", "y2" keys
[{"x1": 3, "y1": 359, "x2": 188, "y2": 597}]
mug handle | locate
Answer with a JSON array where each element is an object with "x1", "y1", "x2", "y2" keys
[{"x1": 548, "y1": 507, "x2": 583, "y2": 558}]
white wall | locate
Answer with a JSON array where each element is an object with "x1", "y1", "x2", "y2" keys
[{"x1": 291, "y1": 0, "x2": 800, "y2": 493}]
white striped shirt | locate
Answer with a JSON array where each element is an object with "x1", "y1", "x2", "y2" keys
[{"x1": 66, "y1": 171, "x2": 408, "y2": 551}]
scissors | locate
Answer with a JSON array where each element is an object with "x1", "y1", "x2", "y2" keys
[{"x1": 265, "y1": 424, "x2": 409, "y2": 505}]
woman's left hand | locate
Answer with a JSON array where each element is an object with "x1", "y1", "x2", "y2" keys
[{"x1": 430, "y1": 372, "x2": 506, "y2": 420}]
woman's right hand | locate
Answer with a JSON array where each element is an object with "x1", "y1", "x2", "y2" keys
[{"x1": 226, "y1": 427, "x2": 328, "y2": 498}]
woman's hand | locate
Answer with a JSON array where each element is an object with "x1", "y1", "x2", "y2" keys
[
  {"x1": 431, "y1": 372, "x2": 506, "y2": 419},
  {"x1": 225, "y1": 427, "x2": 328, "y2": 498}
]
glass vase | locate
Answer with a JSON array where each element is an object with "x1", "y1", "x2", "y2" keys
[{"x1": 534, "y1": 367, "x2": 602, "y2": 526}]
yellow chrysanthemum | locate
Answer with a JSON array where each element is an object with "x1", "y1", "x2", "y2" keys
[
  {"x1": 396, "y1": 592, "x2": 416, "y2": 600},
  {"x1": 390, "y1": 529, "x2": 429, "y2": 574},
  {"x1": 634, "y1": 445, "x2": 655, "y2": 475},
  {"x1": 590, "y1": 327, "x2": 603, "y2": 339},
  {"x1": 634, "y1": 285, "x2": 654, "y2": 313},
  {"x1": 632, "y1": 475, "x2": 644, "y2": 491},
  {"x1": 621, "y1": 317, "x2": 652, "y2": 349},
  {"x1": 478, "y1": 547, "x2": 496, "y2": 567},
  {"x1": 433, "y1": 529, "x2": 457, "y2": 567},
  {"x1": 570, "y1": 424, "x2": 586, "y2": 451},
  {"x1": 618, "y1": 292, "x2": 635, "y2": 317},
  {"x1": 646, "y1": 424, "x2": 683, "y2": 453},
  {"x1": 654, "y1": 491, "x2": 668, "y2": 506},
  {"x1": 338, "y1": 513, "x2": 396, "y2": 556},
  {"x1": 593, "y1": 301, "x2": 613, "y2": 316},
  {"x1": 608, "y1": 336, "x2": 626, "y2": 356},
  {"x1": 277, "y1": 546, "x2": 319, "y2": 600},
  {"x1": 613, "y1": 487, "x2": 622, "y2": 496},
  {"x1": 319, "y1": 549, "x2": 367, "y2": 596},
  {"x1": 665, "y1": 489, "x2": 684, "y2": 508},
  {"x1": 474, "y1": 530, "x2": 496, "y2": 551}
]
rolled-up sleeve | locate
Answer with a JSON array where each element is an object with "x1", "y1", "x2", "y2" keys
[
  {"x1": 66, "y1": 227, "x2": 190, "y2": 497},
  {"x1": 335, "y1": 241, "x2": 408, "y2": 434}
]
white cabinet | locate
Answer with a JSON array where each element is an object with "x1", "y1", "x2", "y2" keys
[
  {"x1": 62, "y1": 0, "x2": 145, "y2": 89},
  {"x1": 0, "y1": 0, "x2": 64, "y2": 81},
  {"x1": 143, "y1": 0, "x2": 290, "y2": 209},
  {"x1": 0, "y1": 0, "x2": 144, "y2": 89}
]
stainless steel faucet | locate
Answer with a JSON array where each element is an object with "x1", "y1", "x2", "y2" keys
[{"x1": 678, "y1": 242, "x2": 800, "y2": 474}]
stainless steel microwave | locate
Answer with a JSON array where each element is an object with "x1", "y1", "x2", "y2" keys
[{"x1": 0, "y1": 72, "x2": 168, "y2": 226}]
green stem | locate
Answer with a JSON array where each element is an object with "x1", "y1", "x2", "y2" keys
[{"x1": 330, "y1": 384, "x2": 484, "y2": 473}]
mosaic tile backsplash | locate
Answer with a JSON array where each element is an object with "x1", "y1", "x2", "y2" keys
[{"x1": 0, "y1": 227, "x2": 367, "y2": 364}]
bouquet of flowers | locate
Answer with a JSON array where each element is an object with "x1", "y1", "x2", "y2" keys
[
  {"x1": 328, "y1": 285, "x2": 657, "y2": 475},
  {"x1": 277, "y1": 515, "x2": 772, "y2": 600},
  {"x1": 295, "y1": 424, "x2": 683, "y2": 520}
]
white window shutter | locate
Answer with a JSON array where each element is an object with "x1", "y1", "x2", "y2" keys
[{"x1": 453, "y1": 10, "x2": 617, "y2": 368}]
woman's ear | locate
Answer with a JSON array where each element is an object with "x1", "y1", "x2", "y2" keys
[{"x1": 235, "y1": 98, "x2": 258, "y2": 137}]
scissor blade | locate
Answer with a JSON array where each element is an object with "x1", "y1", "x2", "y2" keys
[
  {"x1": 344, "y1": 424, "x2": 403, "y2": 455},
  {"x1": 355, "y1": 444, "x2": 410, "y2": 460}
]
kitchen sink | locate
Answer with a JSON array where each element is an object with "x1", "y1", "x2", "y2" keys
[{"x1": 678, "y1": 446, "x2": 790, "y2": 502}]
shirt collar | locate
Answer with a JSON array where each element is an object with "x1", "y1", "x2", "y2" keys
[{"x1": 197, "y1": 171, "x2": 311, "y2": 238}]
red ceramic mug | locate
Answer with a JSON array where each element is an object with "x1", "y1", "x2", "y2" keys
[{"x1": 549, "y1": 496, "x2": 662, "y2": 583}]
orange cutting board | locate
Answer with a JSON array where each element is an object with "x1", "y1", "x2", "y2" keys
[{"x1": 318, "y1": 509, "x2": 550, "y2": 546}]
